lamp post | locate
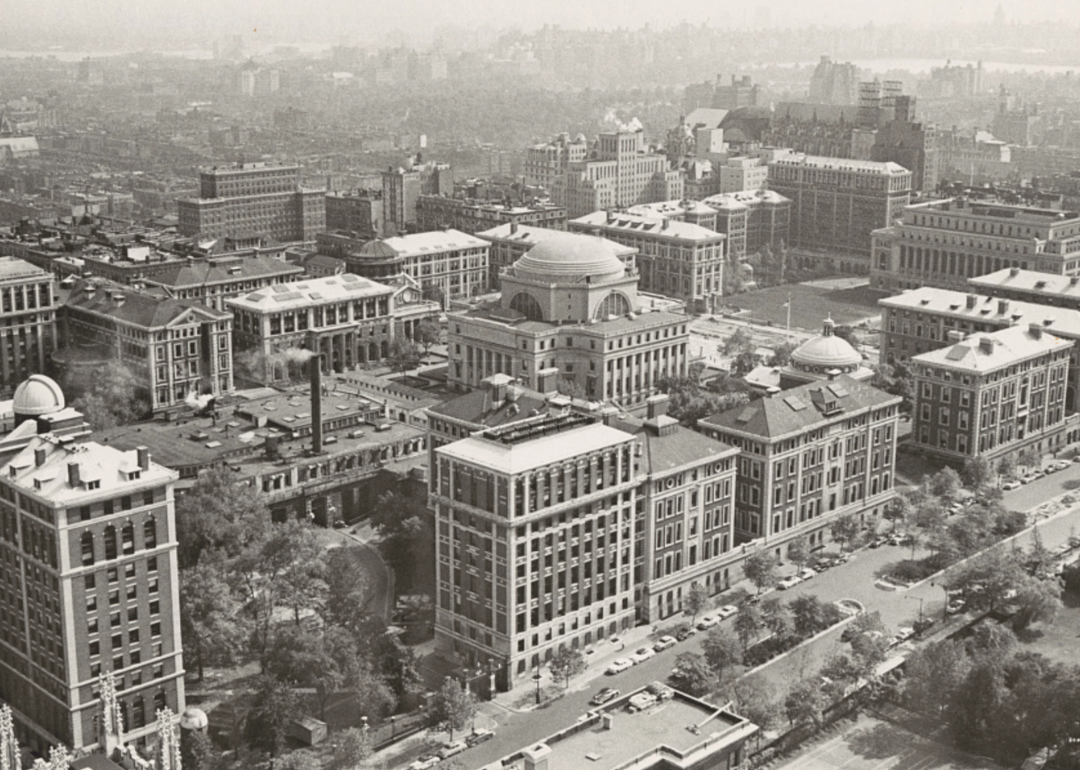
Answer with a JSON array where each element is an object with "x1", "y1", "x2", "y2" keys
[
  {"x1": 532, "y1": 668, "x2": 542, "y2": 705},
  {"x1": 930, "y1": 581, "x2": 950, "y2": 621},
  {"x1": 905, "y1": 594, "x2": 925, "y2": 623}
]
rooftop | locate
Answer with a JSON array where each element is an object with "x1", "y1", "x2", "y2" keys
[
  {"x1": 360, "y1": 229, "x2": 489, "y2": 259},
  {"x1": 144, "y1": 256, "x2": 303, "y2": 289},
  {"x1": 454, "y1": 302, "x2": 686, "y2": 336},
  {"x1": 226, "y1": 273, "x2": 393, "y2": 313},
  {"x1": 66, "y1": 280, "x2": 229, "y2": 328},
  {"x1": 437, "y1": 419, "x2": 630, "y2": 475},
  {"x1": 699, "y1": 375, "x2": 900, "y2": 441},
  {"x1": 572, "y1": 211, "x2": 726, "y2": 242},
  {"x1": 969, "y1": 267, "x2": 1080, "y2": 297},
  {"x1": 905, "y1": 197, "x2": 1080, "y2": 224},
  {"x1": 769, "y1": 154, "x2": 910, "y2": 176},
  {"x1": 878, "y1": 286, "x2": 1080, "y2": 337},
  {"x1": 912, "y1": 325, "x2": 1071, "y2": 372},
  {"x1": 0, "y1": 255, "x2": 48, "y2": 282},
  {"x1": 700, "y1": 190, "x2": 790, "y2": 208},
  {"x1": 627, "y1": 200, "x2": 719, "y2": 218},
  {"x1": 476, "y1": 223, "x2": 636, "y2": 260}
]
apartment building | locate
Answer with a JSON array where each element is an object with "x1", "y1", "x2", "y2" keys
[
  {"x1": 698, "y1": 375, "x2": 901, "y2": 559},
  {"x1": 523, "y1": 133, "x2": 589, "y2": 191},
  {"x1": 0, "y1": 436, "x2": 182, "y2": 753},
  {"x1": 910, "y1": 324, "x2": 1072, "y2": 462},
  {"x1": 870, "y1": 198, "x2": 1080, "y2": 293}
]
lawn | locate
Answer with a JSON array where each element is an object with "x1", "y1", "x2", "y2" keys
[
  {"x1": 719, "y1": 281, "x2": 884, "y2": 332},
  {"x1": 1014, "y1": 591, "x2": 1080, "y2": 666}
]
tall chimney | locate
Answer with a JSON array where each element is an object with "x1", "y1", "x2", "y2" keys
[
  {"x1": 136, "y1": 446, "x2": 149, "y2": 470},
  {"x1": 68, "y1": 462, "x2": 81, "y2": 488},
  {"x1": 34, "y1": 448, "x2": 46, "y2": 468},
  {"x1": 997, "y1": 298, "x2": 1010, "y2": 315},
  {"x1": 965, "y1": 293, "x2": 977, "y2": 309},
  {"x1": 310, "y1": 351, "x2": 324, "y2": 454}
]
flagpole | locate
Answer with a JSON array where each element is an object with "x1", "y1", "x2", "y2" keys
[{"x1": 785, "y1": 292, "x2": 792, "y2": 337}]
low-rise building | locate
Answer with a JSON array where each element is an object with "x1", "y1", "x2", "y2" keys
[
  {"x1": 141, "y1": 255, "x2": 304, "y2": 312},
  {"x1": 910, "y1": 325, "x2": 1072, "y2": 462},
  {"x1": 699, "y1": 375, "x2": 900, "y2": 559}
]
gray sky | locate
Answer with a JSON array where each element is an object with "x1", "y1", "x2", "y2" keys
[{"x1": 5, "y1": 0, "x2": 1079, "y2": 48}]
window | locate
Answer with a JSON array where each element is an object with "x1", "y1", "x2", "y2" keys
[
  {"x1": 121, "y1": 522, "x2": 135, "y2": 555},
  {"x1": 104, "y1": 526, "x2": 117, "y2": 561},
  {"x1": 144, "y1": 518, "x2": 157, "y2": 550},
  {"x1": 80, "y1": 532, "x2": 95, "y2": 566}
]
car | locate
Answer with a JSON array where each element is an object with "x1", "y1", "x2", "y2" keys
[
  {"x1": 607, "y1": 658, "x2": 634, "y2": 675},
  {"x1": 409, "y1": 755, "x2": 440, "y2": 770},
  {"x1": 798, "y1": 568, "x2": 816, "y2": 581},
  {"x1": 1053, "y1": 459, "x2": 1071, "y2": 471},
  {"x1": 1044, "y1": 464, "x2": 1059, "y2": 475},
  {"x1": 716, "y1": 604, "x2": 739, "y2": 620},
  {"x1": 653, "y1": 635, "x2": 677, "y2": 652},
  {"x1": 777, "y1": 576, "x2": 802, "y2": 590},
  {"x1": 696, "y1": 615, "x2": 719, "y2": 629},
  {"x1": 438, "y1": 740, "x2": 467, "y2": 759},
  {"x1": 674, "y1": 625, "x2": 697, "y2": 641},
  {"x1": 631, "y1": 646, "x2": 656, "y2": 664},
  {"x1": 1002, "y1": 480, "x2": 1023, "y2": 490},
  {"x1": 466, "y1": 728, "x2": 496, "y2": 747},
  {"x1": 869, "y1": 537, "x2": 887, "y2": 548},
  {"x1": 1021, "y1": 472, "x2": 1044, "y2": 484},
  {"x1": 1073, "y1": 454, "x2": 1080, "y2": 464},
  {"x1": 894, "y1": 626, "x2": 915, "y2": 643},
  {"x1": 946, "y1": 599, "x2": 966, "y2": 615},
  {"x1": 886, "y1": 533, "x2": 903, "y2": 545},
  {"x1": 590, "y1": 687, "x2": 620, "y2": 706}
]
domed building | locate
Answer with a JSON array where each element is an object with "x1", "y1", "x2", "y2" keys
[
  {"x1": 448, "y1": 231, "x2": 690, "y2": 408},
  {"x1": 779, "y1": 317, "x2": 874, "y2": 389}
]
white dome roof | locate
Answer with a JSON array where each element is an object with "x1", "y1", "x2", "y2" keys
[
  {"x1": 12, "y1": 375, "x2": 65, "y2": 417},
  {"x1": 180, "y1": 706, "x2": 209, "y2": 730},
  {"x1": 791, "y1": 323, "x2": 861, "y2": 369},
  {"x1": 514, "y1": 234, "x2": 626, "y2": 283}
]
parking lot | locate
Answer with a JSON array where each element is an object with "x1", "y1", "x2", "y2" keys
[{"x1": 777, "y1": 713, "x2": 1001, "y2": 770}]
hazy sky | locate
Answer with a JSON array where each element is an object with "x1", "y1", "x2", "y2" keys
[{"x1": 5, "y1": 0, "x2": 1080, "y2": 48}]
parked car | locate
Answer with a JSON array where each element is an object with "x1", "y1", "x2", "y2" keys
[
  {"x1": 892, "y1": 627, "x2": 916, "y2": 645},
  {"x1": 674, "y1": 625, "x2": 697, "y2": 642},
  {"x1": 798, "y1": 568, "x2": 816, "y2": 581},
  {"x1": 869, "y1": 537, "x2": 887, "y2": 548},
  {"x1": 1021, "y1": 471, "x2": 1045, "y2": 484},
  {"x1": 438, "y1": 740, "x2": 467, "y2": 760},
  {"x1": 1002, "y1": 480, "x2": 1023, "y2": 490},
  {"x1": 409, "y1": 756, "x2": 440, "y2": 770},
  {"x1": 777, "y1": 576, "x2": 802, "y2": 590},
  {"x1": 716, "y1": 604, "x2": 739, "y2": 620},
  {"x1": 696, "y1": 615, "x2": 719, "y2": 629},
  {"x1": 466, "y1": 728, "x2": 496, "y2": 747},
  {"x1": 607, "y1": 658, "x2": 634, "y2": 675},
  {"x1": 631, "y1": 646, "x2": 656, "y2": 665},
  {"x1": 653, "y1": 635, "x2": 677, "y2": 652},
  {"x1": 946, "y1": 599, "x2": 966, "y2": 615},
  {"x1": 590, "y1": 687, "x2": 620, "y2": 706},
  {"x1": 1053, "y1": 459, "x2": 1071, "y2": 471}
]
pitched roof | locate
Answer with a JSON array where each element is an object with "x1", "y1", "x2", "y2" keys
[
  {"x1": 570, "y1": 211, "x2": 726, "y2": 242},
  {"x1": 428, "y1": 386, "x2": 548, "y2": 429},
  {"x1": 912, "y1": 325, "x2": 1071, "y2": 372},
  {"x1": 145, "y1": 256, "x2": 303, "y2": 288},
  {"x1": 65, "y1": 279, "x2": 229, "y2": 328},
  {"x1": 638, "y1": 420, "x2": 736, "y2": 475},
  {"x1": 969, "y1": 267, "x2": 1080, "y2": 299},
  {"x1": 698, "y1": 375, "x2": 899, "y2": 441}
]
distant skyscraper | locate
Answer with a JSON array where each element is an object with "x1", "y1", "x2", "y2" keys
[{"x1": 808, "y1": 57, "x2": 859, "y2": 105}]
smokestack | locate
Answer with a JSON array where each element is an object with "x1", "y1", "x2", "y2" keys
[{"x1": 310, "y1": 352, "x2": 324, "y2": 454}]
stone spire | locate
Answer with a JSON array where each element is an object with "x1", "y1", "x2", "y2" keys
[
  {"x1": 155, "y1": 707, "x2": 181, "y2": 770},
  {"x1": 98, "y1": 671, "x2": 124, "y2": 756},
  {"x1": 0, "y1": 705, "x2": 19, "y2": 770}
]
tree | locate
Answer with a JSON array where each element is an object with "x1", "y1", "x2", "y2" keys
[
  {"x1": 731, "y1": 349, "x2": 761, "y2": 376},
  {"x1": 946, "y1": 548, "x2": 1026, "y2": 613},
  {"x1": 277, "y1": 521, "x2": 328, "y2": 626},
  {"x1": 1026, "y1": 526, "x2": 1054, "y2": 579},
  {"x1": 790, "y1": 595, "x2": 828, "y2": 638},
  {"x1": 175, "y1": 465, "x2": 272, "y2": 569},
  {"x1": 848, "y1": 610, "x2": 885, "y2": 638},
  {"x1": 371, "y1": 489, "x2": 427, "y2": 593},
  {"x1": 721, "y1": 327, "x2": 754, "y2": 357},
  {"x1": 833, "y1": 325, "x2": 859, "y2": 347},
  {"x1": 548, "y1": 647, "x2": 587, "y2": 689},
  {"x1": 415, "y1": 318, "x2": 441, "y2": 358},
  {"x1": 759, "y1": 597, "x2": 793, "y2": 640},
  {"x1": 670, "y1": 652, "x2": 714, "y2": 697},
  {"x1": 849, "y1": 630, "x2": 889, "y2": 674},
  {"x1": 883, "y1": 494, "x2": 912, "y2": 534},
  {"x1": 728, "y1": 676, "x2": 783, "y2": 731},
  {"x1": 244, "y1": 675, "x2": 300, "y2": 757},
  {"x1": 997, "y1": 454, "x2": 1018, "y2": 482},
  {"x1": 784, "y1": 680, "x2": 828, "y2": 727},
  {"x1": 66, "y1": 362, "x2": 150, "y2": 430},
  {"x1": 903, "y1": 639, "x2": 971, "y2": 719},
  {"x1": 966, "y1": 623, "x2": 1018, "y2": 658},
  {"x1": 181, "y1": 729, "x2": 220, "y2": 770},
  {"x1": 830, "y1": 513, "x2": 860, "y2": 552},
  {"x1": 734, "y1": 604, "x2": 762, "y2": 652},
  {"x1": 322, "y1": 547, "x2": 372, "y2": 633},
  {"x1": 179, "y1": 561, "x2": 250, "y2": 681},
  {"x1": 272, "y1": 751, "x2": 321, "y2": 770},
  {"x1": 388, "y1": 338, "x2": 423, "y2": 382},
  {"x1": 1011, "y1": 574, "x2": 1063, "y2": 632},
  {"x1": 928, "y1": 467, "x2": 963, "y2": 502},
  {"x1": 768, "y1": 341, "x2": 799, "y2": 368},
  {"x1": 683, "y1": 582, "x2": 709, "y2": 627},
  {"x1": 951, "y1": 660, "x2": 1006, "y2": 748},
  {"x1": 701, "y1": 628, "x2": 742, "y2": 684},
  {"x1": 1018, "y1": 446, "x2": 1042, "y2": 472},
  {"x1": 429, "y1": 678, "x2": 477, "y2": 741},
  {"x1": 329, "y1": 728, "x2": 374, "y2": 770},
  {"x1": 742, "y1": 550, "x2": 778, "y2": 595},
  {"x1": 786, "y1": 536, "x2": 811, "y2": 570},
  {"x1": 962, "y1": 456, "x2": 995, "y2": 491}
]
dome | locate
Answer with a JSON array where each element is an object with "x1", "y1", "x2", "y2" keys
[
  {"x1": 179, "y1": 706, "x2": 209, "y2": 731},
  {"x1": 353, "y1": 239, "x2": 399, "y2": 259},
  {"x1": 514, "y1": 234, "x2": 626, "y2": 283},
  {"x1": 791, "y1": 319, "x2": 861, "y2": 369},
  {"x1": 12, "y1": 375, "x2": 65, "y2": 417}
]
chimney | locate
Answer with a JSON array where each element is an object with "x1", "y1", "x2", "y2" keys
[
  {"x1": 965, "y1": 293, "x2": 977, "y2": 309},
  {"x1": 1010, "y1": 266, "x2": 1020, "y2": 277},
  {"x1": 68, "y1": 462, "x2": 81, "y2": 488},
  {"x1": 601, "y1": 713, "x2": 614, "y2": 730},
  {"x1": 1029, "y1": 323, "x2": 1043, "y2": 339},
  {"x1": 34, "y1": 447, "x2": 46, "y2": 468},
  {"x1": 537, "y1": 367, "x2": 560, "y2": 397},
  {"x1": 646, "y1": 393, "x2": 670, "y2": 420},
  {"x1": 997, "y1": 298, "x2": 1010, "y2": 315},
  {"x1": 85, "y1": 284, "x2": 96, "y2": 299},
  {"x1": 979, "y1": 337, "x2": 995, "y2": 354},
  {"x1": 310, "y1": 350, "x2": 324, "y2": 454},
  {"x1": 112, "y1": 292, "x2": 124, "y2": 307},
  {"x1": 1072, "y1": 275, "x2": 1080, "y2": 286},
  {"x1": 947, "y1": 330, "x2": 965, "y2": 343},
  {"x1": 662, "y1": 218, "x2": 670, "y2": 230},
  {"x1": 522, "y1": 744, "x2": 552, "y2": 770},
  {"x1": 136, "y1": 446, "x2": 149, "y2": 470},
  {"x1": 510, "y1": 221, "x2": 518, "y2": 235}
]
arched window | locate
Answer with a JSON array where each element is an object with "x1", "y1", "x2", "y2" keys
[
  {"x1": 103, "y1": 526, "x2": 117, "y2": 561},
  {"x1": 143, "y1": 518, "x2": 157, "y2": 550},
  {"x1": 121, "y1": 522, "x2": 135, "y2": 555},
  {"x1": 593, "y1": 292, "x2": 631, "y2": 321},
  {"x1": 81, "y1": 532, "x2": 95, "y2": 566},
  {"x1": 508, "y1": 292, "x2": 544, "y2": 322}
]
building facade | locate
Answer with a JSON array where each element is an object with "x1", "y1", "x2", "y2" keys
[
  {"x1": 177, "y1": 163, "x2": 326, "y2": 245},
  {"x1": 699, "y1": 375, "x2": 901, "y2": 559},
  {"x1": 447, "y1": 237, "x2": 689, "y2": 408},
  {"x1": 324, "y1": 190, "x2": 384, "y2": 241},
  {"x1": 700, "y1": 191, "x2": 792, "y2": 260},
  {"x1": 415, "y1": 196, "x2": 567, "y2": 235},
  {"x1": 871, "y1": 199, "x2": 1080, "y2": 293},
  {"x1": 0, "y1": 256, "x2": 56, "y2": 398},
  {"x1": 569, "y1": 211, "x2": 725, "y2": 312},
  {"x1": 969, "y1": 267, "x2": 1080, "y2": 309},
  {"x1": 909, "y1": 325, "x2": 1072, "y2": 462},
  {"x1": 56, "y1": 280, "x2": 233, "y2": 413},
  {"x1": 0, "y1": 435, "x2": 182, "y2": 752},
  {"x1": 227, "y1": 273, "x2": 396, "y2": 384},
  {"x1": 767, "y1": 154, "x2": 911, "y2": 262},
  {"x1": 523, "y1": 133, "x2": 589, "y2": 191},
  {"x1": 141, "y1": 256, "x2": 304, "y2": 312}
]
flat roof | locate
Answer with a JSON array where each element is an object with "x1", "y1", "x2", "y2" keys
[
  {"x1": 878, "y1": 286, "x2": 1080, "y2": 338},
  {"x1": 0, "y1": 255, "x2": 48, "y2": 281},
  {"x1": 437, "y1": 421, "x2": 630, "y2": 475},
  {"x1": 770, "y1": 154, "x2": 910, "y2": 175},
  {"x1": 571, "y1": 211, "x2": 726, "y2": 242},
  {"x1": 380, "y1": 229, "x2": 489, "y2": 256},
  {"x1": 969, "y1": 268, "x2": 1080, "y2": 297},
  {"x1": 226, "y1": 273, "x2": 392, "y2": 313}
]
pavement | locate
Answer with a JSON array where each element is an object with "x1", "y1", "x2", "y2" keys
[{"x1": 374, "y1": 458, "x2": 1080, "y2": 770}]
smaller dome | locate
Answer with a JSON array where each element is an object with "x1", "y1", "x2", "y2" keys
[
  {"x1": 353, "y1": 240, "x2": 399, "y2": 260},
  {"x1": 179, "y1": 707, "x2": 209, "y2": 731},
  {"x1": 791, "y1": 320, "x2": 861, "y2": 369},
  {"x1": 13, "y1": 375, "x2": 65, "y2": 417}
]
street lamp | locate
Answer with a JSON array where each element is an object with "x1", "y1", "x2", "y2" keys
[
  {"x1": 532, "y1": 668, "x2": 542, "y2": 705},
  {"x1": 930, "y1": 581, "x2": 950, "y2": 621},
  {"x1": 904, "y1": 595, "x2": 925, "y2": 623}
]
